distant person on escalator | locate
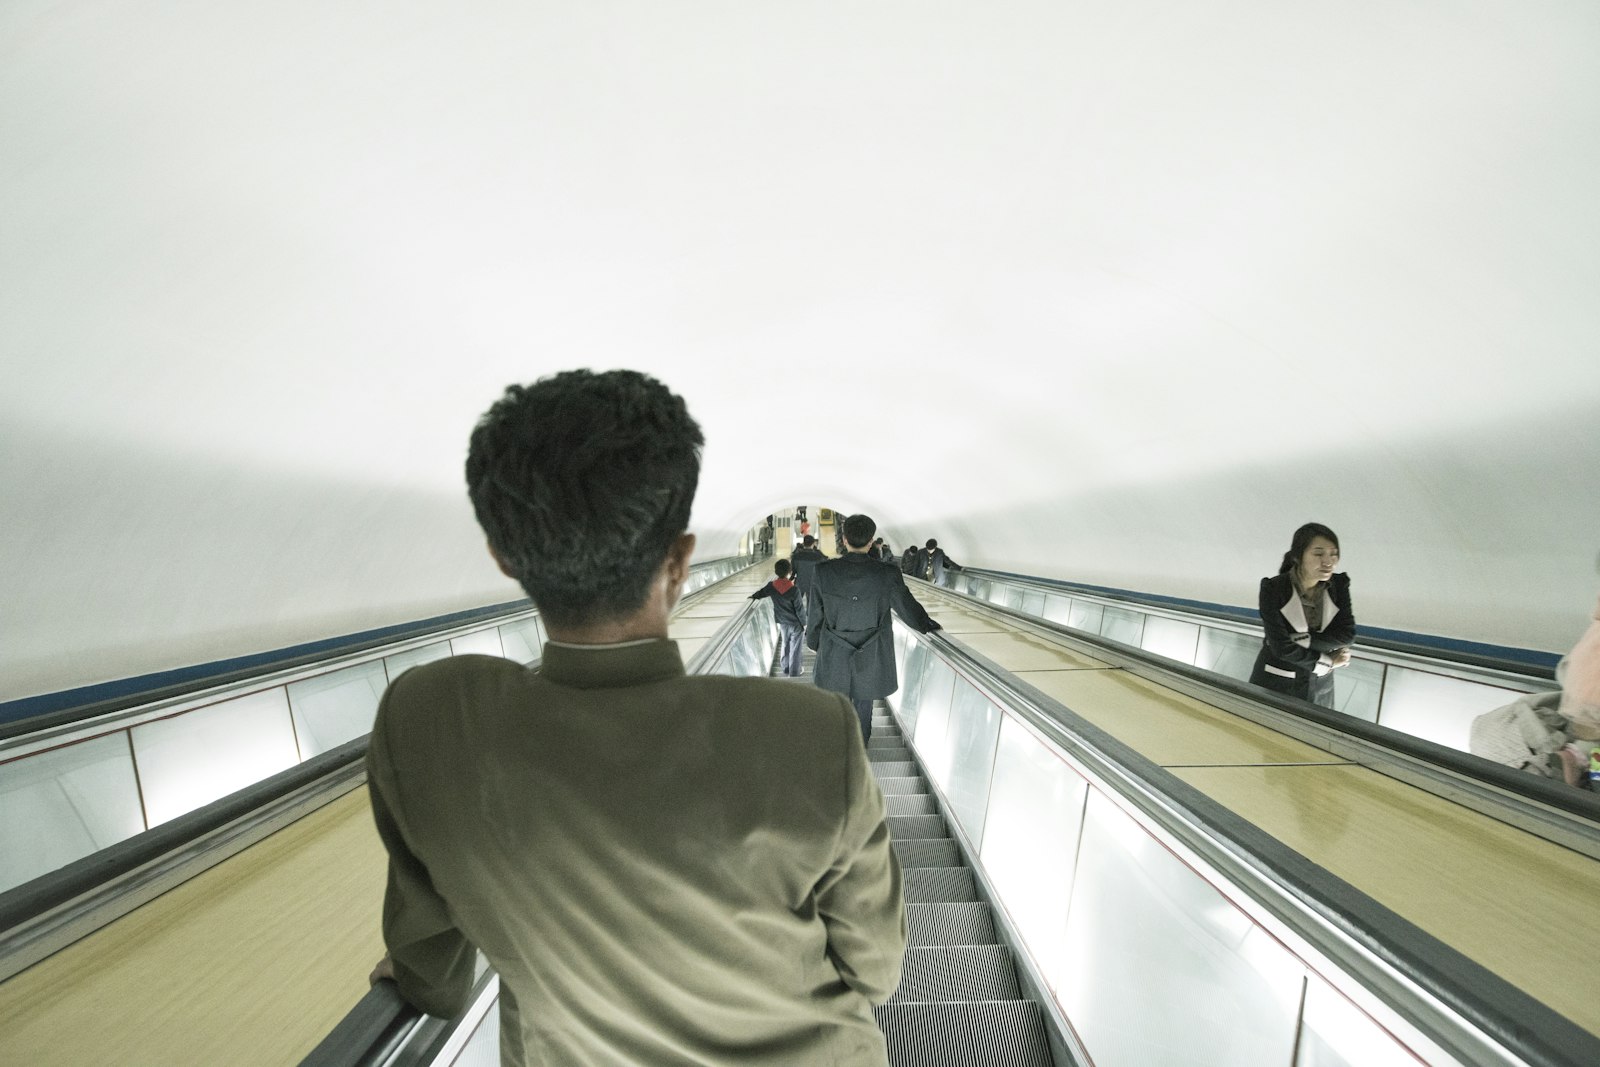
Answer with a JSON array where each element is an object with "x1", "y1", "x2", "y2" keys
[
  {"x1": 808, "y1": 513, "x2": 942, "y2": 742},
  {"x1": 365, "y1": 371, "x2": 904, "y2": 1066},
  {"x1": 789, "y1": 534, "x2": 828, "y2": 613},
  {"x1": 915, "y1": 538, "x2": 962, "y2": 588},
  {"x1": 749, "y1": 558, "x2": 806, "y2": 677},
  {"x1": 900, "y1": 544, "x2": 920, "y2": 575},
  {"x1": 1248, "y1": 522, "x2": 1355, "y2": 710}
]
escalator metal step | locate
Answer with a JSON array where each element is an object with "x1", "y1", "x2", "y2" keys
[
  {"x1": 874, "y1": 1001, "x2": 1053, "y2": 1067},
  {"x1": 877, "y1": 777, "x2": 927, "y2": 796},
  {"x1": 892, "y1": 839, "x2": 961, "y2": 868},
  {"x1": 868, "y1": 747, "x2": 914, "y2": 763},
  {"x1": 867, "y1": 736, "x2": 904, "y2": 748},
  {"x1": 904, "y1": 867, "x2": 977, "y2": 904},
  {"x1": 872, "y1": 761, "x2": 920, "y2": 778},
  {"x1": 889, "y1": 945, "x2": 1021, "y2": 1003},
  {"x1": 885, "y1": 794, "x2": 937, "y2": 817},
  {"x1": 906, "y1": 903, "x2": 996, "y2": 946},
  {"x1": 887, "y1": 815, "x2": 946, "y2": 840}
]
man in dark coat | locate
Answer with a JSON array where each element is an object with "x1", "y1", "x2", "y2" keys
[
  {"x1": 789, "y1": 534, "x2": 829, "y2": 613},
  {"x1": 914, "y1": 538, "x2": 962, "y2": 588},
  {"x1": 808, "y1": 513, "x2": 941, "y2": 741}
]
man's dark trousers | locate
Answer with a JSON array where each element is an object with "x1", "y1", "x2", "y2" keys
[{"x1": 852, "y1": 698, "x2": 873, "y2": 742}]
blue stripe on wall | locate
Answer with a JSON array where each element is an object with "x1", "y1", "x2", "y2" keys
[{"x1": 0, "y1": 599, "x2": 530, "y2": 727}]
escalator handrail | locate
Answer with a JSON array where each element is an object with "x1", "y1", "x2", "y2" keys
[
  {"x1": 0, "y1": 735, "x2": 368, "y2": 944},
  {"x1": 933, "y1": 581, "x2": 1600, "y2": 830},
  {"x1": 0, "y1": 556, "x2": 755, "y2": 741},
  {"x1": 921, "y1": 625, "x2": 1600, "y2": 1067},
  {"x1": 960, "y1": 565, "x2": 1560, "y2": 681}
]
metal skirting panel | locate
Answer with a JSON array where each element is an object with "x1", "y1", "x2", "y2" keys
[
  {"x1": 906, "y1": 903, "x2": 997, "y2": 947},
  {"x1": 874, "y1": 1002, "x2": 1053, "y2": 1067}
]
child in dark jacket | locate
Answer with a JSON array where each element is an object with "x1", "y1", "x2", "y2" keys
[{"x1": 749, "y1": 559, "x2": 806, "y2": 677}]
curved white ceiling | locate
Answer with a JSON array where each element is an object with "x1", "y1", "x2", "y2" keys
[{"x1": 3, "y1": 2, "x2": 1598, "y2": 700}]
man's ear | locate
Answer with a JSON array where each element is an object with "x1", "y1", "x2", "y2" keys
[
  {"x1": 487, "y1": 541, "x2": 518, "y2": 580},
  {"x1": 667, "y1": 533, "x2": 696, "y2": 584}
]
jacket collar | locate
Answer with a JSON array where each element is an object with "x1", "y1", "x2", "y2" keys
[
  {"x1": 1277, "y1": 574, "x2": 1340, "y2": 634},
  {"x1": 540, "y1": 638, "x2": 685, "y2": 689}
]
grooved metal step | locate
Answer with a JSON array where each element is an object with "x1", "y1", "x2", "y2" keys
[
  {"x1": 886, "y1": 794, "x2": 938, "y2": 817},
  {"x1": 874, "y1": 1002, "x2": 1053, "y2": 1067},
  {"x1": 887, "y1": 815, "x2": 946, "y2": 840},
  {"x1": 889, "y1": 945, "x2": 1021, "y2": 1004},
  {"x1": 904, "y1": 867, "x2": 978, "y2": 904},
  {"x1": 762, "y1": 655, "x2": 1053, "y2": 1065},
  {"x1": 906, "y1": 903, "x2": 997, "y2": 947},
  {"x1": 893, "y1": 839, "x2": 962, "y2": 868}
]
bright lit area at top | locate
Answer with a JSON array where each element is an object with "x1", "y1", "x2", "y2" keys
[{"x1": 2, "y1": 2, "x2": 1597, "y2": 702}]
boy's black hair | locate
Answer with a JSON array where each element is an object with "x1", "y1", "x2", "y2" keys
[
  {"x1": 465, "y1": 369, "x2": 703, "y2": 627},
  {"x1": 842, "y1": 513, "x2": 877, "y2": 549},
  {"x1": 774, "y1": 559, "x2": 791, "y2": 578}
]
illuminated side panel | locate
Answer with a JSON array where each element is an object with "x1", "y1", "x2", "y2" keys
[
  {"x1": 286, "y1": 661, "x2": 388, "y2": 758},
  {"x1": 129, "y1": 689, "x2": 299, "y2": 827},
  {"x1": 0, "y1": 734, "x2": 145, "y2": 893}
]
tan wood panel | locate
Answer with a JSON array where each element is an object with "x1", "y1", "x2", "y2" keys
[
  {"x1": 953, "y1": 630, "x2": 1111, "y2": 672},
  {"x1": 1023, "y1": 668, "x2": 1341, "y2": 767},
  {"x1": 0, "y1": 788, "x2": 386, "y2": 1066},
  {"x1": 1173, "y1": 763, "x2": 1600, "y2": 1036},
  {"x1": 924, "y1": 607, "x2": 1008, "y2": 634}
]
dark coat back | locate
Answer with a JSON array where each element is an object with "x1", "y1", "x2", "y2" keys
[
  {"x1": 807, "y1": 554, "x2": 939, "y2": 700},
  {"x1": 789, "y1": 546, "x2": 829, "y2": 596}
]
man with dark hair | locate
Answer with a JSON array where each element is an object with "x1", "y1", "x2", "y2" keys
[
  {"x1": 914, "y1": 537, "x2": 963, "y2": 588},
  {"x1": 789, "y1": 532, "x2": 828, "y2": 613},
  {"x1": 367, "y1": 370, "x2": 905, "y2": 1065},
  {"x1": 808, "y1": 512, "x2": 941, "y2": 741}
]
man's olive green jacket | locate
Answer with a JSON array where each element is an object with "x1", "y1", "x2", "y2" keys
[{"x1": 366, "y1": 638, "x2": 906, "y2": 1065}]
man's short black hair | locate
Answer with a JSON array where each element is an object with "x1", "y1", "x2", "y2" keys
[
  {"x1": 774, "y1": 559, "x2": 791, "y2": 578},
  {"x1": 466, "y1": 369, "x2": 703, "y2": 628},
  {"x1": 843, "y1": 513, "x2": 877, "y2": 549},
  {"x1": 801, "y1": 535, "x2": 815, "y2": 546},
  {"x1": 925, "y1": 538, "x2": 938, "y2": 549}
]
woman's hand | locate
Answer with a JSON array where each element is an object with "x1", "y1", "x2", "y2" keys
[
  {"x1": 370, "y1": 954, "x2": 395, "y2": 985},
  {"x1": 1330, "y1": 648, "x2": 1352, "y2": 669}
]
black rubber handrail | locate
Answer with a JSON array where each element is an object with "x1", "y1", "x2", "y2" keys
[
  {"x1": 300, "y1": 980, "x2": 421, "y2": 1067},
  {"x1": 962, "y1": 566, "x2": 1560, "y2": 681},
  {"x1": 0, "y1": 735, "x2": 368, "y2": 936}
]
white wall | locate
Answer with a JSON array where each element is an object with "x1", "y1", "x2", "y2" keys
[{"x1": 3, "y1": 2, "x2": 1597, "y2": 701}]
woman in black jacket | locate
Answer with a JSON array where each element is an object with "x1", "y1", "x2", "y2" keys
[{"x1": 1248, "y1": 522, "x2": 1355, "y2": 709}]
